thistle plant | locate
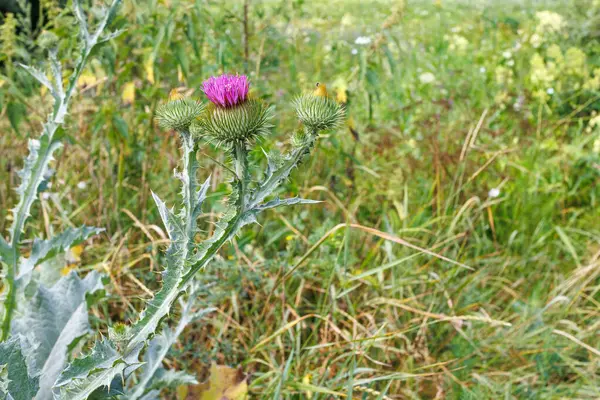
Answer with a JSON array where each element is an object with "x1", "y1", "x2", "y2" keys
[{"x1": 0, "y1": 4, "x2": 343, "y2": 394}]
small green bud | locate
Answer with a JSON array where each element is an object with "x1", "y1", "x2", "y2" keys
[
  {"x1": 192, "y1": 99, "x2": 273, "y2": 147},
  {"x1": 108, "y1": 322, "x2": 130, "y2": 351},
  {"x1": 37, "y1": 31, "x2": 59, "y2": 50},
  {"x1": 155, "y1": 98, "x2": 205, "y2": 132},
  {"x1": 293, "y1": 93, "x2": 345, "y2": 132},
  {"x1": 291, "y1": 127, "x2": 311, "y2": 148}
]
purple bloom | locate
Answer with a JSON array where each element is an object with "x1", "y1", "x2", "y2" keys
[{"x1": 202, "y1": 74, "x2": 249, "y2": 108}]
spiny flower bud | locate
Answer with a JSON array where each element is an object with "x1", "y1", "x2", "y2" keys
[
  {"x1": 192, "y1": 99, "x2": 273, "y2": 147},
  {"x1": 155, "y1": 97, "x2": 205, "y2": 132},
  {"x1": 293, "y1": 85, "x2": 345, "y2": 132},
  {"x1": 193, "y1": 74, "x2": 273, "y2": 147}
]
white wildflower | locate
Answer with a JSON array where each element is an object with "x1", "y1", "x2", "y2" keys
[
  {"x1": 535, "y1": 11, "x2": 565, "y2": 35},
  {"x1": 488, "y1": 188, "x2": 500, "y2": 198},
  {"x1": 354, "y1": 36, "x2": 372, "y2": 46},
  {"x1": 351, "y1": 48, "x2": 358, "y2": 55},
  {"x1": 419, "y1": 72, "x2": 436, "y2": 84},
  {"x1": 77, "y1": 181, "x2": 88, "y2": 190},
  {"x1": 530, "y1": 33, "x2": 542, "y2": 48}
]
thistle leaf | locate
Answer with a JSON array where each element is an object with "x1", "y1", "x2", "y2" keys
[
  {"x1": 18, "y1": 64, "x2": 54, "y2": 94},
  {"x1": 148, "y1": 369, "x2": 197, "y2": 391},
  {"x1": 54, "y1": 339, "x2": 142, "y2": 400},
  {"x1": 129, "y1": 293, "x2": 214, "y2": 400},
  {"x1": 151, "y1": 192, "x2": 184, "y2": 242},
  {"x1": 9, "y1": 136, "x2": 63, "y2": 243},
  {"x1": 0, "y1": 336, "x2": 39, "y2": 400},
  {"x1": 250, "y1": 136, "x2": 317, "y2": 209},
  {"x1": 192, "y1": 176, "x2": 211, "y2": 220},
  {"x1": 17, "y1": 226, "x2": 103, "y2": 279},
  {"x1": 11, "y1": 271, "x2": 104, "y2": 400},
  {"x1": 0, "y1": 237, "x2": 11, "y2": 264},
  {"x1": 254, "y1": 197, "x2": 322, "y2": 213},
  {"x1": 127, "y1": 258, "x2": 185, "y2": 349}
]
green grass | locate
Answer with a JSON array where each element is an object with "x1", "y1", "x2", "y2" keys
[{"x1": 1, "y1": 0, "x2": 600, "y2": 398}]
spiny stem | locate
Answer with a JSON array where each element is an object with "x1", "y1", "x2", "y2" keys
[{"x1": 182, "y1": 132, "x2": 196, "y2": 242}]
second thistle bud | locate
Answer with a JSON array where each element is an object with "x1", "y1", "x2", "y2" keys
[
  {"x1": 155, "y1": 97, "x2": 205, "y2": 133},
  {"x1": 293, "y1": 83, "x2": 345, "y2": 133}
]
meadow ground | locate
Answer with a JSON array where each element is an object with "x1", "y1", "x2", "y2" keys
[{"x1": 1, "y1": 0, "x2": 600, "y2": 398}]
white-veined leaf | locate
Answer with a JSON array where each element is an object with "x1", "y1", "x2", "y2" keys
[
  {"x1": 11, "y1": 271, "x2": 104, "y2": 400},
  {"x1": 17, "y1": 226, "x2": 103, "y2": 279},
  {"x1": 0, "y1": 336, "x2": 39, "y2": 400},
  {"x1": 0, "y1": 237, "x2": 11, "y2": 264},
  {"x1": 253, "y1": 197, "x2": 321, "y2": 213},
  {"x1": 54, "y1": 339, "x2": 142, "y2": 400}
]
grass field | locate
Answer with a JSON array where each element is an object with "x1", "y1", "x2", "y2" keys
[{"x1": 1, "y1": 0, "x2": 600, "y2": 398}]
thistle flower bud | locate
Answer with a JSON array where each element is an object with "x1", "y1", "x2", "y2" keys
[
  {"x1": 155, "y1": 98, "x2": 205, "y2": 132},
  {"x1": 291, "y1": 127, "x2": 311, "y2": 148},
  {"x1": 293, "y1": 91, "x2": 345, "y2": 132},
  {"x1": 108, "y1": 322, "x2": 130, "y2": 351},
  {"x1": 192, "y1": 99, "x2": 273, "y2": 147}
]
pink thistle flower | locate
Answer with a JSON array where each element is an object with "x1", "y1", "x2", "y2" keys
[{"x1": 202, "y1": 74, "x2": 249, "y2": 108}]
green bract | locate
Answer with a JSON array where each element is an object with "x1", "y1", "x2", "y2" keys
[
  {"x1": 155, "y1": 99, "x2": 205, "y2": 132},
  {"x1": 293, "y1": 94, "x2": 345, "y2": 132},
  {"x1": 192, "y1": 99, "x2": 273, "y2": 146}
]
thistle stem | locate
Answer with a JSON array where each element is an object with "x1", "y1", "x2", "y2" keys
[
  {"x1": 182, "y1": 132, "x2": 196, "y2": 242},
  {"x1": 233, "y1": 141, "x2": 249, "y2": 212},
  {"x1": 178, "y1": 141, "x2": 249, "y2": 287}
]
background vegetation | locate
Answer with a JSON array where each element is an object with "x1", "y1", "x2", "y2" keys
[{"x1": 1, "y1": 0, "x2": 599, "y2": 398}]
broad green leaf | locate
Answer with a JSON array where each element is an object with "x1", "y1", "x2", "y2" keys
[
  {"x1": 0, "y1": 336, "x2": 39, "y2": 400},
  {"x1": 196, "y1": 363, "x2": 248, "y2": 400},
  {"x1": 11, "y1": 271, "x2": 104, "y2": 400},
  {"x1": 112, "y1": 115, "x2": 129, "y2": 140},
  {"x1": 18, "y1": 226, "x2": 103, "y2": 279},
  {"x1": 6, "y1": 102, "x2": 26, "y2": 135}
]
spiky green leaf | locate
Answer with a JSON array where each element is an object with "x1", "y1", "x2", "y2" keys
[
  {"x1": 129, "y1": 293, "x2": 213, "y2": 399},
  {"x1": 254, "y1": 197, "x2": 321, "y2": 212},
  {"x1": 9, "y1": 136, "x2": 62, "y2": 243},
  {"x1": 54, "y1": 339, "x2": 142, "y2": 400},
  {"x1": 151, "y1": 192, "x2": 184, "y2": 242}
]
